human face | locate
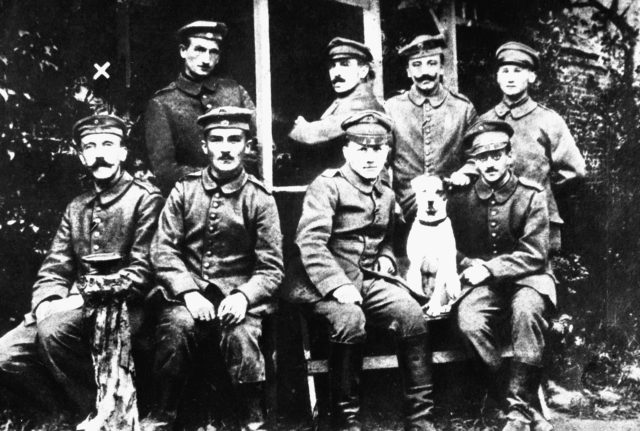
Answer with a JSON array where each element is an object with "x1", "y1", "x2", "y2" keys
[
  {"x1": 342, "y1": 141, "x2": 390, "y2": 180},
  {"x1": 475, "y1": 148, "x2": 511, "y2": 186},
  {"x1": 496, "y1": 65, "x2": 536, "y2": 99},
  {"x1": 180, "y1": 37, "x2": 220, "y2": 78},
  {"x1": 328, "y1": 58, "x2": 368, "y2": 95},
  {"x1": 202, "y1": 128, "x2": 246, "y2": 176},
  {"x1": 406, "y1": 54, "x2": 443, "y2": 94},
  {"x1": 79, "y1": 133, "x2": 127, "y2": 182}
]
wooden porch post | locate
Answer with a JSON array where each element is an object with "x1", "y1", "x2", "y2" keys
[
  {"x1": 438, "y1": 0, "x2": 459, "y2": 91},
  {"x1": 362, "y1": 0, "x2": 384, "y2": 100},
  {"x1": 254, "y1": 0, "x2": 274, "y2": 190}
]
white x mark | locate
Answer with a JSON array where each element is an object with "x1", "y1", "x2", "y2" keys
[{"x1": 93, "y1": 62, "x2": 111, "y2": 80}]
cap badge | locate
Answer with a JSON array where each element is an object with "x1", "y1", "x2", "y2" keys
[
  {"x1": 206, "y1": 32, "x2": 214, "y2": 39},
  {"x1": 221, "y1": 120, "x2": 229, "y2": 126}
]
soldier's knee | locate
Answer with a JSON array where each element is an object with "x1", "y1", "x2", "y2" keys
[
  {"x1": 512, "y1": 288, "x2": 547, "y2": 324},
  {"x1": 389, "y1": 299, "x2": 427, "y2": 338},
  {"x1": 330, "y1": 304, "x2": 366, "y2": 344},
  {"x1": 457, "y1": 306, "x2": 487, "y2": 337},
  {"x1": 157, "y1": 305, "x2": 196, "y2": 340}
]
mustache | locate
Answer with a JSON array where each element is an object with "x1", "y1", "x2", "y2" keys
[
  {"x1": 484, "y1": 168, "x2": 498, "y2": 173},
  {"x1": 331, "y1": 76, "x2": 346, "y2": 85},
  {"x1": 415, "y1": 74, "x2": 438, "y2": 83},
  {"x1": 87, "y1": 157, "x2": 114, "y2": 169},
  {"x1": 217, "y1": 153, "x2": 235, "y2": 161}
]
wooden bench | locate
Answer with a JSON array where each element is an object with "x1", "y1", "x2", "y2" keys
[{"x1": 298, "y1": 313, "x2": 518, "y2": 430}]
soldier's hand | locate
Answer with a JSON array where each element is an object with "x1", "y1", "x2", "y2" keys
[
  {"x1": 374, "y1": 256, "x2": 396, "y2": 275},
  {"x1": 449, "y1": 171, "x2": 471, "y2": 187},
  {"x1": 332, "y1": 284, "x2": 363, "y2": 305},
  {"x1": 34, "y1": 295, "x2": 84, "y2": 321},
  {"x1": 218, "y1": 293, "x2": 248, "y2": 326},
  {"x1": 183, "y1": 291, "x2": 216, "y2": 321},
  {"x1": 460, "y1": 264, "x2": 491, "y2": 286},
  {"x1": 293, "y1": 115, "x2": 308, "y2": 127}
]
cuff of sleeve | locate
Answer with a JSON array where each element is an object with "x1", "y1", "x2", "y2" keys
[
  {"x1": 168, "y1": 274, "x2": 202, "y2": 297},
  {"x1": 315, "y1": 273, "x2": 353, "y2": 298}
]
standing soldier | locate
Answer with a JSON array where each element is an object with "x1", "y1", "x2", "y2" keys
[
  {"x1": 386, "y1": 34, "x2": 477, "y2": 222},
  {"x1": 0, "y1": 115, "x2": 163, "y2": 417},
  {"x1": 145, "y1": 21, "x2": 256, "y2": 195},
  {"x1": 480, "y1": 41, "x2": 586, "y2": 252},
  {"x1": 284, "y1": 111, "x2": 436, "y2": 431},
  {"x1": 288, "y1": 37, "x2": 385, "y2": 178},
  {"x1": 148, "y1": 107, "x2": 283, "y2": 431},
  {"x1": 449, "y1": 120, "x2": 554, "y2": 431}
]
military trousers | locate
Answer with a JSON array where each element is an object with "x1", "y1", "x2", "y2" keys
[
  {"x1": 456, "y1": 284, "x2": 550, "y2": 371},
  {"x1": 307, "y1": 278, "x2": 428, "y2": 344}
]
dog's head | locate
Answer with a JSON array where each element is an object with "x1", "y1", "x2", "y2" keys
[{"x1": 411, "y1": 175, "x2": 448, "y2": 224}]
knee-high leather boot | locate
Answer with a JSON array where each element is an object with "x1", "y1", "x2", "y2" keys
[
  {"x1": 238, "y1": 382, "x2": 268, "y2": 431},
  {"x1": 397, "y1": 335, "x2": 437, "y2": 431},
  {"x1": 503, "y1": 362, "x2": 552, "y2": 431},
  {"x1": 329, "y1": 342, "x2": 363, "y2": 431}
]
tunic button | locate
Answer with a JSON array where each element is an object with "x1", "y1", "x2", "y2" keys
[
  {"x1": 493, "y1": 250, "x2": 498, "y2": 255},
  {"x1": 93, "y1": 218, "x2": 101, "y2": 224},
  {"x1": 214, "y1": 193, "x2": 220, "y2": 198},
  {"x1": 93, "y1": 231, "x2": 100, "y2": 238},
  {"x1": 203, "y1": 262, "x2": 210, "y2": 268},
  {"x1": 213, "y1": 202, "x2": 220, "y2": 208},
  {"x1": 490, "y1": 200, "x2": 496, "y2": 205},
  {"x1": 208, "y1": 226, "x2": 215, "y2": 232},
  {"x1": 93, "y1": 244, "x2": 100, "y2": 250},
  {"x1": 206, "y1": 250, "x2": 213, "y2": 256},
  {"x1": 210, "y1": 213, "x2": 217, "y2": 219},
  {"x1": 490, "y1": 221, "x2": 497, "y2": 227},
  {"x1": 491, "y1": 210, "x2": 497, "y2": 215},
  {"x1": 491, "y1": 232, "x2": 497, "y2": 237},
  {"x1": 206, "y1": 104, "x2": 212, "y2": 109}
]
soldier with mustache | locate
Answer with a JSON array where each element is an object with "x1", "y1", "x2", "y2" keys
[
  {"x1": 0, "y1": 114, "x2": 163, "y2": 418},
  {"x1": 386, "y1": 34, "x2": 477, "y2": 223},
  {"x1": 289, "y1": 37, "x2": 385, "y2": 179},
  {"x1": 145, "y1": 21, "x2": 256, "y2": 196}
]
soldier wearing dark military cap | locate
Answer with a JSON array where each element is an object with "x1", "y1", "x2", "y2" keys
[
  {"x1": 386, "y1": 33, "x2": 478, "y2": 224},
  {"x1": 148, "y1": 107, "x2": 283, "y2": 430},
  {"x1": 448, "y1": 119, "x2": 554, "y2": 431},
  {"x1": 144, "y1": 20, "x2": 256, "y2": 196},
  {"x1": 283, "y1": 111, "x2": 436, "y2": 431},
  {"x1": 288, "y1": 37, "x2": 385, "y2": 181},
  {"x1": 479, "y1": 40, "x2": 585, "y2": 253},
  {"x1": 0, "y1": 114, "x2": 163, "y2": 418}
]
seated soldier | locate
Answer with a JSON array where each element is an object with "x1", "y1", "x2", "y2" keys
[
  {"x1": 283, "y1": 111, "x2": 436, "y2": 431},
  {"x1": 148, "y1": 107, "x2": 283, "y2": 431},
  {"x1": 448, "y1": 120, "x2": 555, "y2": 431},
  {"x1": 0, "y1": 115, "x2": 163, "y2": 417}
]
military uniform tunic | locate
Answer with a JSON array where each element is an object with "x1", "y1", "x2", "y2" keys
[
  {"x1": 150, "y1": 168, "x2": 283, "y2": 421},
  {"x1": 288, "y1": 83, "x2": 385, "y2": 183},
  {"x1": 282, "y1": 166, "x2": 427, "y2": 344},
  {"x1": 0, "y1": 172, "x2": 163, "y2": 414},
  {"x1": 448, "y1": 173, "x2": 554, "y2": 369},
  {"x1": 144, "y1": 74, "x2": 256, "y2": 195},
  {"x1": 480, "y1": 97, "x2": 586, "y2": 249},
  {"x1": 386, "y1": 84, "x2": 477, "y2": 220}
]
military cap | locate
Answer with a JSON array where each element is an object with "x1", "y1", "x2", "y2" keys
[
  {"x1": 327, "y1": 37, "x2": 373, "y2": 62},
  {"x1": 496, "y1": 41, "x2": 539, "y2": 70},
  {"x1": 341, "y1": 110, "x2": 394, "y2": 146},
  {"x1": 398, "y1": 34, "x2": 446, "y2": 59},
  {"x1": 463, "y1": 119, "x2": 514, "y2": 157},
  {"x1": 197, "y1": 106, "x2": 253, "y2": 133},
  {"x1": 177, "y1": 20, "x2": 228, "y2": 43},
  {"x1": 72, "y1": 114, "x2": 127, "y2": 144}
]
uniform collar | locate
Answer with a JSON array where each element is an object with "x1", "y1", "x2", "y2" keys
[
  {"x1": 202, "y1": 167, "x2": 247, "y2": 194},
  {"x1": 83, "y1": 171, "x2": 134, "y2": 207},
  {"x1": 408, "y1": 83, "x2": 447, "y2": 108},
  {"x1": 338, "y1": 165, "x2": 383, "y2": 195},
  {"x1": 176, "y1": 73, "x2": 219, "y2": 96},
  {"x1": 474, "y1": 172, "x2": 517, "y2": 203},
  {"x1": 494, "y1": 95, "x2": 537, "y2": 119}
]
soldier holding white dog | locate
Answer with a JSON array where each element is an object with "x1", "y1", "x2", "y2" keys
[{"x1": 449, "y1": 119, "x2": 554, "y2": 431}]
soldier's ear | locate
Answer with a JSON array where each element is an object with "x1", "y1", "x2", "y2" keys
[
  {"x1": 118, "y1": 146, "x2": 128, "y2": 163},
  {"x1": 201, "y1": 140, "x2": 208, "y2": 154},
  {"x1": 527, "y1": 70, "x2": 537, "y2": 84}
]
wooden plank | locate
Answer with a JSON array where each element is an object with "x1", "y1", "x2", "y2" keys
[
  {"x1": 436, "y1": 1, "x2": 459, "y2": 91},
  {"x1": 273, "y1": 185, "x2": 308, "y2": 193},
  {"x1": 328, "y1": 0, "x2": 371, "y2": 9},
  {"x1": 253, "y1": 0, "x2": 274, "y2": 190},
  {"x1": 363, "y1": 0, "x2": 383, "y2": 100}
]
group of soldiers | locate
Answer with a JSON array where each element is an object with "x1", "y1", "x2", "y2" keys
[{"x1": 0, "y1": 18, "x2": 586, "y2": 431}]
